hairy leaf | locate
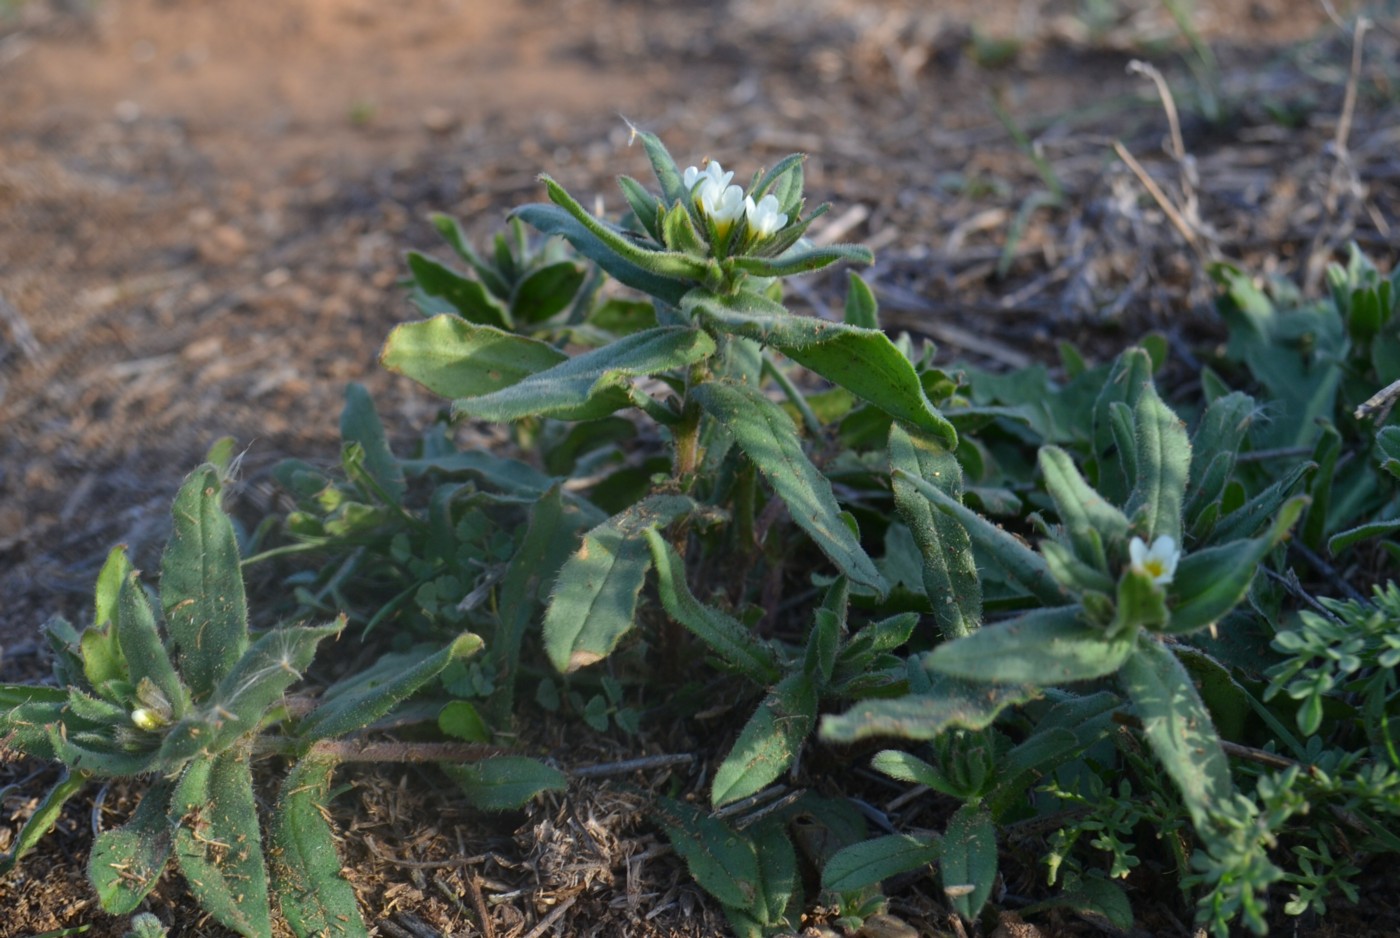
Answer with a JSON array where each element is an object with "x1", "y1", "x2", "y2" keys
[
  {"x1": 822, "y1": 833, "x2": 940, "y2": 893},
  {"x1": 0, "y1": 769, "x2": 87, "y2": 876},
  {"x1": 443, "y1": 756, "x2": 567, "y2": 811},
  {"x1": 116, "y1": 574, "x2": 188, "y2": 720},
  {"x1": 381, "y1": 315, "x2": 566, "y2": 399},
  {"x1": 941, "y1": 805, "x2": 997, "y2": 921},
  {"x1": 712, "y1": 673, "x2": 817, "y2": 807},
  {"x1": 654, "y1": 796, "x2": 760, "y2": 909},
  {"x1": 271, "y1": 755, "x2": 369, "y2": 937},
  {"x1": 89, "y1": 779, "x2": 175, "y2": 914},
  {"x1": 406, "y1": 251, "x2": 511, "y2": 328},
  {"x1": 927, "y1": 605, "x2": 1134, "y2": 684},
  {"x1": 820, "y1": 670, "x2": 1037, "y2": 742}
]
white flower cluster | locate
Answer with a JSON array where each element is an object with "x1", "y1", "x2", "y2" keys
[{"x1": 682, "y1": 160, "x2": 788, "y2": 241}]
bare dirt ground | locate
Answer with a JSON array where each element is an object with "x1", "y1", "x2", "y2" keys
[{"x1": 1, "y1": 0, "x2": 1398, "y2": 935}]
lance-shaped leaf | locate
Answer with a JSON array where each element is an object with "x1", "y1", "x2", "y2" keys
[
  {"x1": 95, "y1": 543, "x2": 134, "y2": 629},
  {"x1": 297, "y1": 633, "x2": 483, "y2": 741},
  {"x1": 729, "y1": 242, "x2": 874, "y2": 279},
  {"x1": 627, "y1": 122, "x2": 688, "y2": 208},
  {"x1": 340, "y1": 383, "x2": 406, "y2": 506},
  {"x1": 0, "y1": 769, "x2": 87, "y2": 875},
  {"x1": 48, "y1": 726, "x2": 160, "y2": 777},
  {"x1": 893, "y1": 469, "x2": 1066, "y2": 607},
  {"x1": 160, "y1": 466, "x2": 249, "y2": 701},
  {"x1": 712, "y1": 673, "x2": 818, "y2": 807},
  {"x1": 443, "y1": 756, "x2": 567, "y2": 811},
  {"x1": 618, "y1": 175, "x2": 664, "y2": 242},
  {"x1": 381, "y1": 315, "x2": 567, "y2": 400},
  {"x1": 271, "y1": 755, "x2": 368, "y2": 937},
  {"x1": 90, "y1": 778, "x2": 176, "y2": 914},
  {"x1": 693, "y1": 380, "x2": 886, "y2": 594},
  {"x1": 820, "y1": 669, "x2": 1037, "y2": 742},
  {"x1": 428, "y1": 212, "x2": 509, "y2": 298},
  {"x1": 941, "y1": 805, "x2": 998, "y2": 921},
  {"x1": 1165, "y1": 495, "x2": 1308, "y2": 634},
  {"x1": 686, "y1": 288, "x2": 955, "y2": 445},
  {"x1": 1092, "y1": 349, "x2": 1154, "y2": 504},
  {"x1": 406, "y1": 251, "x2": 511, "y2": 328},
  {"x1": 744, "y1": 816, "x2": 800, "y2": 929},
  {"x1": 203, "y1": 620, "x2": 344, "y2": 752},
  {"x1": 927, "y1": 605, "x2": 1134, "y2": 685},
  {"x1": 654, "y1": 796, "x2": 761, "y2": 909},
  {"x1": 116, "y1": 574, "x2": 187, "y2": 720},
  {"x1": 453, "y1": 326, "x2": 716, "y2": 423},
  {"x1": 890, "y1": 425, "x2": 980, "y2": 639},
  {"x1": 543, "y1": 495, "x2": 695, "y2": 672},
  {"x1": 645, "y1": 529, "x2": 783, "y2": 684},
  {"x1": 822, "y1": 832, "x2": 940, "y2": 893},
  {"x1": 1118, "y1": 636, "x2": 1232, "y2": 830},
  {"x1": 662, "y1": 200, "x2": 708, "y2": 255},
  {"x1": 1039, "y1": 446, "x2": 1128, "y2": 569},
  {"x1": 1125, "y1": 380, "x2": 1190, "y2": 544},
  {"x1": 171, "y1": 748, "x2": 272, "y2": 937},
  {"x1": 513, "y1": 261, "x2": 587, "y2": 324},
  {"x1": 512, "y1": 202, "x2": 692, "y2": 306},
  {"x1": 844, "y1": 271, "x2": 878, "y2": 328},
  {"x1": 1187, "y1": 392, "x2": 1255, "y2": 510},
  {"x1": 1207, "y1": 461, "x2": 1314, "y2": 545}
]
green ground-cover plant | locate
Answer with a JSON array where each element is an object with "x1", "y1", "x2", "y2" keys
[{"x1": 5, "y1": 125, "x2": 1399, "y2": 936}]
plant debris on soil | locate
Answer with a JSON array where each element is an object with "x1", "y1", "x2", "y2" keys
[{"x1": 2, "y1": 1, "x2": 1398, "y2": 935}]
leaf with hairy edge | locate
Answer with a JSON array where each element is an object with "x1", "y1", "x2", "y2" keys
[
  {"x1": 750, "y1": 816, "x2": 800, "y2": 928},
  {"x1": 941, "y1": 805, "x2": 997, "y2": 921},
  {"x1": 1125, "y1": 381, "x2": 1190, "y2": 544},
  {"x1": 1038, "y1": 446, "x2": 1128, "y2": 569},
  {"x1": 453, "y1": 327, "x2": 716, "y2": 423},
  {"x1": 822, "y1": 833, "x2": 940, "y2": 893},
  {"x1": 271, "y1": 755, "x2": 369, "y2": 937},
  {"x1": 693, "y1": 380, "x2": 886, "y2": 594},
  {"x1": 893, "y1": 469, "x2": 1066, "y2": 607},
  {"x1": 406, "y1": 251, "x2": 511, "y2": 328},
  {"x1": 116, "y1": 574, "x2": 188, "y2": 719},
  {"x1": 729, "y1": 243, "x2": 874, "y2": 279},
  {"x1": 172, "y1": 748, "x2": 272, "y2": 937},
  {"x1": 204, "y1": 620, "x2": 344, "y2": 752},
  {"x1": 340, "y1": 383, "x2": 406, "y2": 505},
  {"x1": 890, "y1": 425, "x2": 980, "y2": 639},
  {"x1": 543, "y1": 495, "x2": 695, "y2": 673},
  {"x1": 844, "y1": 271, "x2": 879, "y2": 328},
  {"x1": 512, "y1": 203, "x2": 692, "y2": 306},
  {"x1": 618, "y1": 175, "x2": 664, "y2": 243},
  {"x1": 1118, "y1": 637, "x2": 1232, "y2": 829},
  {"x1": 381, "y1": 315, "x2": 567, "y2": 400},
  {"x1": 90, "y1": 779, "x2": 175, "y2": 914},
  {"x1": 626, "y1": 122, "x2": 688, "y2": 208},
  {"x1": 686, "y1": 289, "x2": 955, "y2": 445},
  {"x1": 428, "y1": 213, "x2": 509, "y2": 297},
  {"x1": 654, "y1": 796, "x2": 761, "y2": 909},
  {"x1": 820, "y1": 670, "x2": 1037, "y2": 742},
  {"x1": 161, "y1": 466, "x2": 249, "y2": 700},
  {"x1": 712, "y1": 673, "x2": 818, "y2": 807},
  {"x1": 927, "y1": 605, "x2": 1134, "y2": 685},
  {"x1": 1165, "y1": 495, "x2": 1307, "y2": 634},
  {"x1": 443, "y1": 756, "x2": 566, "y2": 811},
  {"x1": 513, "y1": 261, "x2": 587, "y2": 324},
  {"x1": 0, "y1": 769, "x2": 87, "y2": 875},
  {"x1": 95, "y1": 543, "x2": 134, "y2": 629},
  {"x1": 1329, "y1": 519, "x2": 1400, "y2": 555},
  {"x1": 644, "y1": 529, "x2": 783, "y2": 684}
]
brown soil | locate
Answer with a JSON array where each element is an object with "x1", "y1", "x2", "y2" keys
[{"x1": 2, "y1": 0, "x2": 1397, "y2": 936}]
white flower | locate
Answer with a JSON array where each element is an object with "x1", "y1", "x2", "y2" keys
[
  {"x1": 745, "y1": 193, "x2": 788, "y2": 239},
  {"x1": 130, "y1": 707, "x2": 168, "y2": 731},
  {"x1": 698, "y1": 178, "x2": 745, "y2": 233},
  {"x1": 682, "y1": 160, "x2": 733, "y2": 194},
  {"x1": 1129, "y1": 535, "x2": 1180, "y2": 586}
]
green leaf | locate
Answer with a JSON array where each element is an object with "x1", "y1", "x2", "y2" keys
[
  {"x1": 1328, "y1": 518, "x2": 1400, "y2": 555},
  {"x1": 617, "y1": 174, "x2": 664, "y2": 242},
  {"x1": 927, "y1": 605, "x2": 1135, "y2": 684},
  {"x1": 203, "y1": 620, "x2": 344, "y2": 751},
  {"x1": 512, "y1": 202, "x2": 691, "y2": 306},
  {"x1": 1117, "y1": 637, "x2": 1232, "y2": 830},
  {"x1": 1207, "y1": 461, "x2": 1314, "y2": 545},
  {"x1": 1038, "y1": 446, "x2": 1128, "y2": 569},
  {"x1": 748, "y1": 816, "x2": 800, "y2": 928},
  {"x1": 686, "y1": 288, "x2": 955, "y2": 445},
  {"x1": 1125, "y1": 380, "x2": 1190, "y2": 544},
  {"x1": 844, "y1": 271, "x2": 879, "y2": 328},
  {"x1": 381, "y1": 315, "x2": 567, "y2": 400},
  {"x1": 821, "y1": 832, "x2": 940, "y2": 893},
  {"x1": 0, "y1": 769, "x2": 87, "y2": 876},
  {"x1": 644, "y1": 529, "x2": 783, "y2": 684},
  {"x1": 271, "y1": 755, "x2": 369, "y2": 937},
  {"x1": 406, "y1": 251, "x2": 511, "y2": 328},
  {"x1": 161, "y1": 466, "x2": 249, "y2": 701},
  {"x1": 1166, "y1": 496, "x2": 1308, "y2": 634},
  {"x1": 889, "y1": 425, "x2": 981, "y2": 639},
  {"x1": 627, "y1": 122, "x2": 688, "y2": 208},
  {"x1": 453, "y1": 326, "x2": 716, "y2": 423},
  {"x1": 171, "y1": 748, "x2": 272, "y2": 937},
  {"x1": 712, "y1": 673, "x2": 818, "y2": 807},
  {"x1": 729, "y1": 243, "x2": 874, "y2": 278},
  {"x1": 870, "y1": 750, "x2": 969, "y2": 799},
  {"x1": 512, "y1": 261, "x2": 586, "y2": 324},
  {"x1": 893, "y1": 468, "x2": 1066, "y2": 607},
  {"x1": 297, "y1": 633, "x2": 482, "y2": 741},
  {"x1": 941, "y1": 805, "x2": 997, "y2": 921},
  {"x1": 95, "y1": 544, "x2": 134, "y2": 629},
  {"x1": 662, "y1": 200, "x2": 708, "y2": 255},
  {"x1": 653, "y1": 796, "x2": 760, "y2": 909},
  {"x1": 443, "y1": 756, "x2": 566, "y2": 811},
  {"x1": 428, "y1": 212, "x2": 509, "y2": 298},
  {"x1": 1023, "y1": 876, "x2": 1134, "y2": 931},
  {"x1": 820, "y1": 670, "x2": 1037, "y2": 742},
  {"x1": 692, "y1": 380, "x2": 886, "y2": 594},
  {"x1": 543, "y1": 495, "x2": 695, "y2": 672},
  {"x1": 340, "y1": 383, "x2": 406, "y2": 506},
  {"x1": 438, "y1": 700, "x2": 491, "y2": 743},
  {"x1": 116, "y1": 574, "x2": 187, "y2": 719},
  {"x1": 1110, "y1": 569, "x2": 1170, "y2": 636},
  {"x1": 89, "y1": 779, "x2": 175, "y2": 914}
]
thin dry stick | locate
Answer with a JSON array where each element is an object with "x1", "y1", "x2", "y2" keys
[
  {"x1": 1113, "y1": 140, "x2": 1203, "y2": 258},
  {"x1": 569, "y1": 753, "x2": 694, "y2": 779},
  {"x1": 466, "y1": 874, "x2": 496, "y2": 938},
  {"x1": 1127, "y1": 60, "x2": 1185, "y2": 163},
  {"x1": 1332, "y1": 16, "x2": 1371, "y2": 163},
  {"x1": 520, "y1": 894, "x2": 579, "y2": 938},
  {"x1": 1354, "y1": 377, "x2": 1400, "y2": 424}
]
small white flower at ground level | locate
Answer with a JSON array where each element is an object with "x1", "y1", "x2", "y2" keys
[
  {"x1": 745, "y1": 193, "x2": 788, "y2": 239},
  {"x1": 683, "y1": 160, "x2": 733, "y2": 194},
  {"x1": 130, "y1": 707, "x2": 167, "y2": 731},
  {"x1": 1129, "y1": 535, "x2": 1180, "y2": 586},
  {"x1": 699, "y1": 177, "x2": 745, "y2": 233}
]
